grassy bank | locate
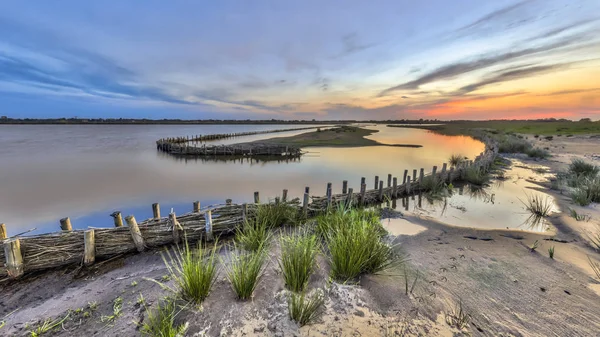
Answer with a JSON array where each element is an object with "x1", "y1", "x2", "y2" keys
[{"x1": 247, "y1": 126, "x2": 422, "y2": 148}]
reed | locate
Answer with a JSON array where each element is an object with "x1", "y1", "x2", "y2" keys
[
  {"x1": 288, "y1": 290, "x2": 325, "y2": 326},
  {"x1": 548, "y1": 246, "x2": 555, "y2": 259},
  {"x1": 464, "y1": 166, "x2": 490, "y2": 186},
  {"x1": 279, "y1": 229, "x2": 320, "y2": 293},
  {"x1": 526, "y1": 147, "x2": 551, "y2": 159},
  {"x1": 449, "y1": 154, "x2": 464, "y2": 167},
  {"x1": 141, "y1": 298, "x2": 188, "y2": 337},
  {"x1": 588, "y1": 256, "x2": 600, "y2": 281},
  {"x1": 236, "y1": 218, "x2": 272, "y2": 252},
  {"x1": 521, "y1": 194, "x2": 553, "y2": 218},
  {"x1": 569, "y1": 159, "x2": 599, "y2": 177},
  {"x1": 225, "y1": 245, "x2": 267, "y2": 300}
]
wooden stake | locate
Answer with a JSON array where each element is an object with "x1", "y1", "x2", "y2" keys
[
  {"x1": 193, "y1": 201, "x2": 200, "y2": 213},
  {"x1": 419, "y1": 168, "x2": 424, "y2": 185},
  {"x1": 378, "y1": 181, "x2": 384, "y2": 200},
  {"x1": 413, "y1": 169, "x2": 417, "y2": 182},
  {"x1": 4, "y1": 239, "x2": 23, "y2": 278},
  {"x1": 342, "y1": 180, "x2": 348, "y2": 194},
  {"x1": 374, "y1": 176, "x2": 379, "y2": 190},
  {"x1": 360, "y1": 183, "x2": 366, "y2": 205},
  {"x1": 125, "y1": 215, "x2": 145, "y2": 252},
  {"x1": 303, "y1": 190, "x2": 309, "y2": 217},
  {"x1": 205, "y1": 210, "x2": 214, "y2": 241},
  {"x1": 152, "y1": 203, "x2": 161, "y2": 220},
  {"x1": 406, "y1": 175, "x2": 411, "y2": 193},
  {"x1": 361, "y1": 177, "x2": 366, "y2": 186},
  {"x1": 83, "y1": 229, "x2": 95, "y2": 266},
  {"x1": 254, "y1": 191, "x2": 260, "y2": 204},
  {"x1": 282, "y1": 189, "x2": 288, "y2": 202},
  {"x1": 392, "y1": 177, "x2": 398, "y2": 197},
  {"x1": 226, "y1": 199, "x2": 232, "y2": 205},
  {"x1": 110, "y1": 211, "x2": 123, "y2": 227},
  {"x1": 0, "y1": 223, "x2": 6, "y2": 240},
  {"x1": 170, "y1": 212, "x2": 181, "y2": 244},
  {"x1": 346, "y1": 188, "x2": 354, "y2": 207},
  {"x1": 242, "y1": 203, "x2": 248, "y2": 222},
  {"x1": 403, "y1": 170, "x2": 408, "y2": 184},
  {"x1": 60, "y1": 217, "x2": 72, "y2": 231},
  {"x1": 387, "y1": 174, "x2": 392, "y2": 187},
  {"x1": 326, "y1": 182, "x2": 332, "y2": 196},
  {"x1": 441, "y1": 163, "x2": 448, "y2": 182}
]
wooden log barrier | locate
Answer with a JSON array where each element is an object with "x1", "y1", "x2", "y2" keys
[
  {"x1": 4, "y1": 239, "x2": 23, "y2": 278},
  {"x1": 83, "y1": 229, "x2": 95, "y2": 266},
  {"x1": 60, "y1": 217, "x2": 72, "y2": 231},
  {"x1": 125, "y1": 215, "x2": 145, "y2": 252}
]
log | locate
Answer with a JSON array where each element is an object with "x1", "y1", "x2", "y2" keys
[
  {"x1": 83, "y1": 229, "x2": 95, "y2": 266},
  {"x1": 110, "y1": 211, "x2": 124, "y2": 227},
  {"x1": 125, "y1": 215, "x2": 145, "y2": 252},
  {"x1": 152, "y1": 203, "x2": 161, "y2": 220},
  {"x1": 4, "y1": 239, "x2": 23, "y2": 278},
  {"x1": 60, "y1": 217, "x2": 72, "y2": 231},
  {"x1": 0, "y1": 223, "x2": 6, "y2": 239}
]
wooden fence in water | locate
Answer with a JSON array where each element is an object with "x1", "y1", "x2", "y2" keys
[{"x1": 0, "y1": 137, "x2": 498, "y2": 280}]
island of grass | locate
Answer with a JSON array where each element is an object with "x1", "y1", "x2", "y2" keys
[{"x1": 243, "y1": 125, "x2": 422, "y2": 148}]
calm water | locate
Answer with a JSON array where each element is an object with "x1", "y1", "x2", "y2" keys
[{"x1": 0, "y1": 124, "x2": 485, "y2": 235}]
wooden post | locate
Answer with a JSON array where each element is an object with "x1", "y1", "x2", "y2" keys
[
  {"x1": 226, "y1": 199, "x2": 232, "y2": 205},
  {"x1": 110, "y1": 212, "x2": 124, "y2": 227},
  {"x1": 361, "y1": 177, "x2": 366, "y2": 187},
  {"x1": 406, "y1": 175, "x2": 411, "y2": 193},
  {"x1": 360, "y1": 183, "x2": 366, "y2": 205},
  {"x1": 242, "y1": 203, "x2": 248, "y2": 222},
  {"x1": 419, "y1": 168, "x2": 424, "y2": 185},
  {"x1": 193, "y1": 201, "x2": 200, "y2": 213},
  {"x1": 254, "y1": 191, "x2": 260, "y2": 204},
  {"x1": 4, "y1": 239, "x2": 23, "y2": 278},
  {"x1": 346, "y1": 188, "x2": 354, "y2": 207},
  {"x1": 387, "y1": 174, "x2": 392, "y2": 187},
  {"x1": 303, "y1": 189, "x2": 309, "y2": 217},
  {"x1": 0, "y1": 223, "x2": 6, "y2": 239},
  {"x1": 403, "y1": 170, "x2": 408, "y2": 184},
  {"x1": 152, "y1": 203, "x2": 161, "y2": 220},
  {"x1": 282, "y1": 189, "x2": 288, "y2": 202},
  {"x1": 170, "y1": 212, "x2": 181, "y2": 244},
  {"x1": 448, "y1": 167, "x2": 455, "y2": 183},
  {"x1": 326, "y1": 183, "x2": 332, "y2": 208},
  {"x1": 205, "y1": 210, "x2": 213, "y2": 241},
  {"x1": 378, "y1": 181, "x2": 384, "y2": 200},
  {"x1": 342, "y1": 180, "x2": 348, "y2": 194},
  {"x1": 275, "y1": 197, "x2": 281, "y2": 205},
  {"x1": 83, "y1": 229, "x2": 95, "y2": 266},
  {"x1": 441, "y1": 163, "x2": 448, "y2": 182},
  {"x1": 125, "y1": 215, "x2": 145, "y2": 252},
  {"x1": 60, "y1": 217, "x2": 72, "y2": 231},
  {"x1": 392, "y1": 177, "x2": 398, "y2": 197},
  {"x1": 374, "y1": 176, "x2": 379, "y2": 190},
  {"x1": 413, "y1": 169, "x2": 417, "y2": 182},
  {"x1": 326, "y1": 182, "x2": 332, "y2": 196}
]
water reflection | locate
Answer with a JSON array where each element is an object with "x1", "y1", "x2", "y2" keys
[{"x1": 0, "y1": 124, "x2": 484, "y2": 235}]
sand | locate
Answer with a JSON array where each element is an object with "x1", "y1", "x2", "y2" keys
[{"x1": 1, "y1": 135, "x2": 600, "y2": 336}]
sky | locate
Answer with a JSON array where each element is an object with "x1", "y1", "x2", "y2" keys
[{"x1": 1, "y1": 0, "x2": 599, "y2": 120}]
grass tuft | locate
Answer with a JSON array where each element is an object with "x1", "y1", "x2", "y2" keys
[
  {"x1": 100, "y1": 297, "x2": 123, "y2": 324},
  {"x1": 526, "y1": 147, "x2": 551, "y2": 159},
  {"x1": 157, "y1": 239, "x2": 218, "y2": 303},
  {"x1": 236, "y1": 217, "x2": 273, "y2": 252},
  {"x1": 225, "y1": 245, "x2": 267, "y2": 300},
  {"x1": 569, "y1": 159, "x2": 599, "y2": 177},
  {"x1": 279, "y1": 230, "x2": 320, "y2": 293},
  {"x1": 141, "y1": 298, "x2": 188, "y2": 337},
  {"x1": 521, "y1": 194, "x2": 553, "y2": 218},
  {"x1": 463, "y1": 166, "x2": 490, "y2": 186},
  {"x1": 548, "y1": 246, "x2": 555, "y2": 259},
  {"x1": 588, "y1": 256, "x2": 600, "y2": 281},
  {"x1": 444, "y1": 299, "x2": 471, "y2": 330},
  {"x1": 449, "y1": 154, "x2": 464, "y2": 167},
  {"x1": 288, "y1": 290, "x2": 325, "y2": 327},
  {"x1": 589, "y1": 231, "x2": 600, "y2": 251},
  {"x1": 29, "y1": 313, "x2": 70, "y2": 337}
]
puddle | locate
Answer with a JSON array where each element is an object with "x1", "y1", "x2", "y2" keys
[
  {"x1": 381, "y1": 218, "x2": 427, "y2": 236},
  {"x1": 392, "y1": 159, "x2": 560, "y2": 232}
]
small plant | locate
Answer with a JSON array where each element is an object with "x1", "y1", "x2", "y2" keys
[
  {"x1": 464, "y1": 166, "x2": 490, "y2": 186},
  {"x1": 288, "y1": 290, "x2": 325, "y2": 327},
  {"x1": 141, "y1": 298, "x2": 188, "y2": 337},
  {"x1": 589, "y1": 231, "x2": 600, "y2": 251},
  {"x1": 88, "y1": 301, "x2": 98, "y2": 311},
  {"x1": 588, "y1": 256, "x2": 600, "y2": 281},
  {"x1": 449, "y1": 154, "x2": 464, "y2": 167},
  {"x1": 402, "y1": 265, "x2": 420, "y2": 296},
  {"x1": 444, "y1": 299, "x2": 470, "y2": 330},
  {"x1": 137, "y1": 293, "x2": 146, "y2": 306},
  {"x1": 101, "y1": 297, "x2": 123, "y2": 323},
  {"x1": 544, "y1": 136, "x2": 554, "y2": 141},
  {"x1": 131, "y1": 280, "x2": 138, "y2": 287},
  {"x1": 520, "y1": 194, "x2": 553, "y2": 218},
  {"x1": 526, "y1": 147, "x2": 550, "y2": 159},
  {"x1": 569, "y1": 159, "x2": 600, "y2": 177},
  {"x1": 161, "y1": 275, "x2": 171, "y2": 282},
  {"x1": 569, "y1": 209, "x2": 591, "y2": 221},
  {"x1": 530, "y1": 240, "x2": 540, "y2": 252},
  {"x1": 156, "y1": 239, "x2": 219, "y2": 303},
  {"x1": 225, "y1": 245, "x2": 267, "y2": 300},
  {"x1": 236, "y1": 217, "x2": 273, "y2": 252},
  {"x1": 29, "y1": 313, "x2": 70, "y2": 337},
  {"x1": 548, "y1": 246, "x2": 555, "y2": 259},
  {"x1": 279, "y1": 230, "x2": 319, "y2": 293}
]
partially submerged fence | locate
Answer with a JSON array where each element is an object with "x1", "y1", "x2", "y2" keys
[{"x1": 1, "y1": 137, "x2": 498, "y2": 280}]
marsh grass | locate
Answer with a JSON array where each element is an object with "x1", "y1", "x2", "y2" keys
[
  {"x1": 569, "y1": 159, "x2": 600, "y2": 177},
  {"x1": 588, "y1": 256, "x2": 600, "y2": 281},
  {"x1": 464, "y1": 166, "x2": 490, "y2": 186},
  {"x1": 548, "y1": 246, "x2": 555, "y2": 259},
  {"x1": 449, "y1": 154, "x2": 464, "y2": 167},
  {"x1": 236, "y1": 217, "x2": 273, "y2": 251},
  {"x1": 323, "y1": 209, "x2": 404, "y2": 282},
  {"x1": 530, "y1": 240, "x2": 540, "y2": 252},
  {"x1": 225, "y1": 245, "x2": 267, "y2": 300},
  {"x1": 29, "y1": 313, "x2": 70, "y2": 337},
  {"x1": 497, "y1": 135, "x2": 532, "y2": 153},
  {"x1": 156, "y1": 239, "x2": 218, "y2": 303},
  {"x1": 444, "y1": 299, "x2": 470, "y2": 330},
  {"x1": 526, "y1": 147, "x2": 551, "y2": 159},
  {"x1": 315, "y1": 204, "x2": 381, "y2": 238},
  {"x1": 569, "y1": 209, "x2": 591, "y2": 221},
  {"x1": 288, "y1": 290, "x2": 325, "y2": 326},
  {"x1": 589, "y1": 232, "x2": 600, "y2": 251},
  {"x1": 254, "y1": 202, "x2": 299, "y2": 227},
  {"x1": 279, "y1": 230, "x2": 320, "y2": 293},
  {"x1": 141, "y1": 298, "x2": 188, "y2": 337},
  {"x1": 520, "y1": 194, "x2": 553, "y2": 228}
]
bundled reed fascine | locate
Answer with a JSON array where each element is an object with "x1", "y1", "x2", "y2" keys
[
  {"x1": 1, "y1": 138, "x2": 496, "y2": 279},
  {"x1": 156, "y1": 126, "x2": 317, "y2": 145},
  {"x1": 157, "y1": 142, "x2": 302, "y2": 158}
]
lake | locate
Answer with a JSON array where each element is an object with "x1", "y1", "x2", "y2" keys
[{"x1": 1, "y1": 124, "x2": 521, "y2": 235}]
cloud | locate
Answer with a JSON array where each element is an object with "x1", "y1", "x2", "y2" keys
[
  {"x1": 457, "y1": 64, "x2": 564, "y2": 94},
  {"x1": 537, "y1": 87, "x2": 600, "y2": 96}
]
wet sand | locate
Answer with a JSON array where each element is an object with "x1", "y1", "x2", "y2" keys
[{"x1": 1, "y1": 135, "x2": 600, "y2": 336}]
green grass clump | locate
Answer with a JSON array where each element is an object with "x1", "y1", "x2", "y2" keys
[
  {"x1": 254, "y1": 202, "x2": 299, "y2": 227},
  {"x1": 498, "y1": 135, "x2": 532, "y2": 153},
  {"x1": 315, "y1": 204, "x2": 381, "y2": 238},
  {"x1": 226, "y1": 246, "x2": 267, "y2": 300},
  {"x1": 589, "y1": 256, "x2": 600, "y2": 281},
  {"x1": 324, "y1": 210, "x2": 402, "y2": 282},
  {"x1": 569, "y1": 159, "x2": 599, "y2": 177},
  {"x1": 158, "y1": 240, "x2": 218, "y2": 303},
  {"x1": 589, "y1": 231, "x2": 600, "y2": 251},
  {"x1": 521, "y1": 194, "x2": 553, "y2": 218},
  {"x1": 548, "y1": 246, "x2": 555, "y2": 259},
  {"x1": 288, "y1": 290, "x2": 325, "y2": 327},
  {"x1": 445, "y1": 300, "x2": 471, "y2": 330},
  {"x1": 526, "y1": 147, "x2": 551, "y2": 159},
  {"x1": 449, "y1": 154, "x2": 464, "y2": 167},
  {"x1": 141, "y1": 299, "x2": 187, "y2": 337},
  {"x1": 29, "y1": 313, "x2": 70, "y2": 336},
  {"x1": 279, "y1": 230, "x2": 320, "y2": 292},
  {"x1": 236, "y1": 217, "x2": 272, "y2": 252},
  {"x1": 571, "y1": 188, "x2": 592, "y2": 206},
  {"x1": 463, "y1": 166, "x2": 490, "y2": 186}
]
